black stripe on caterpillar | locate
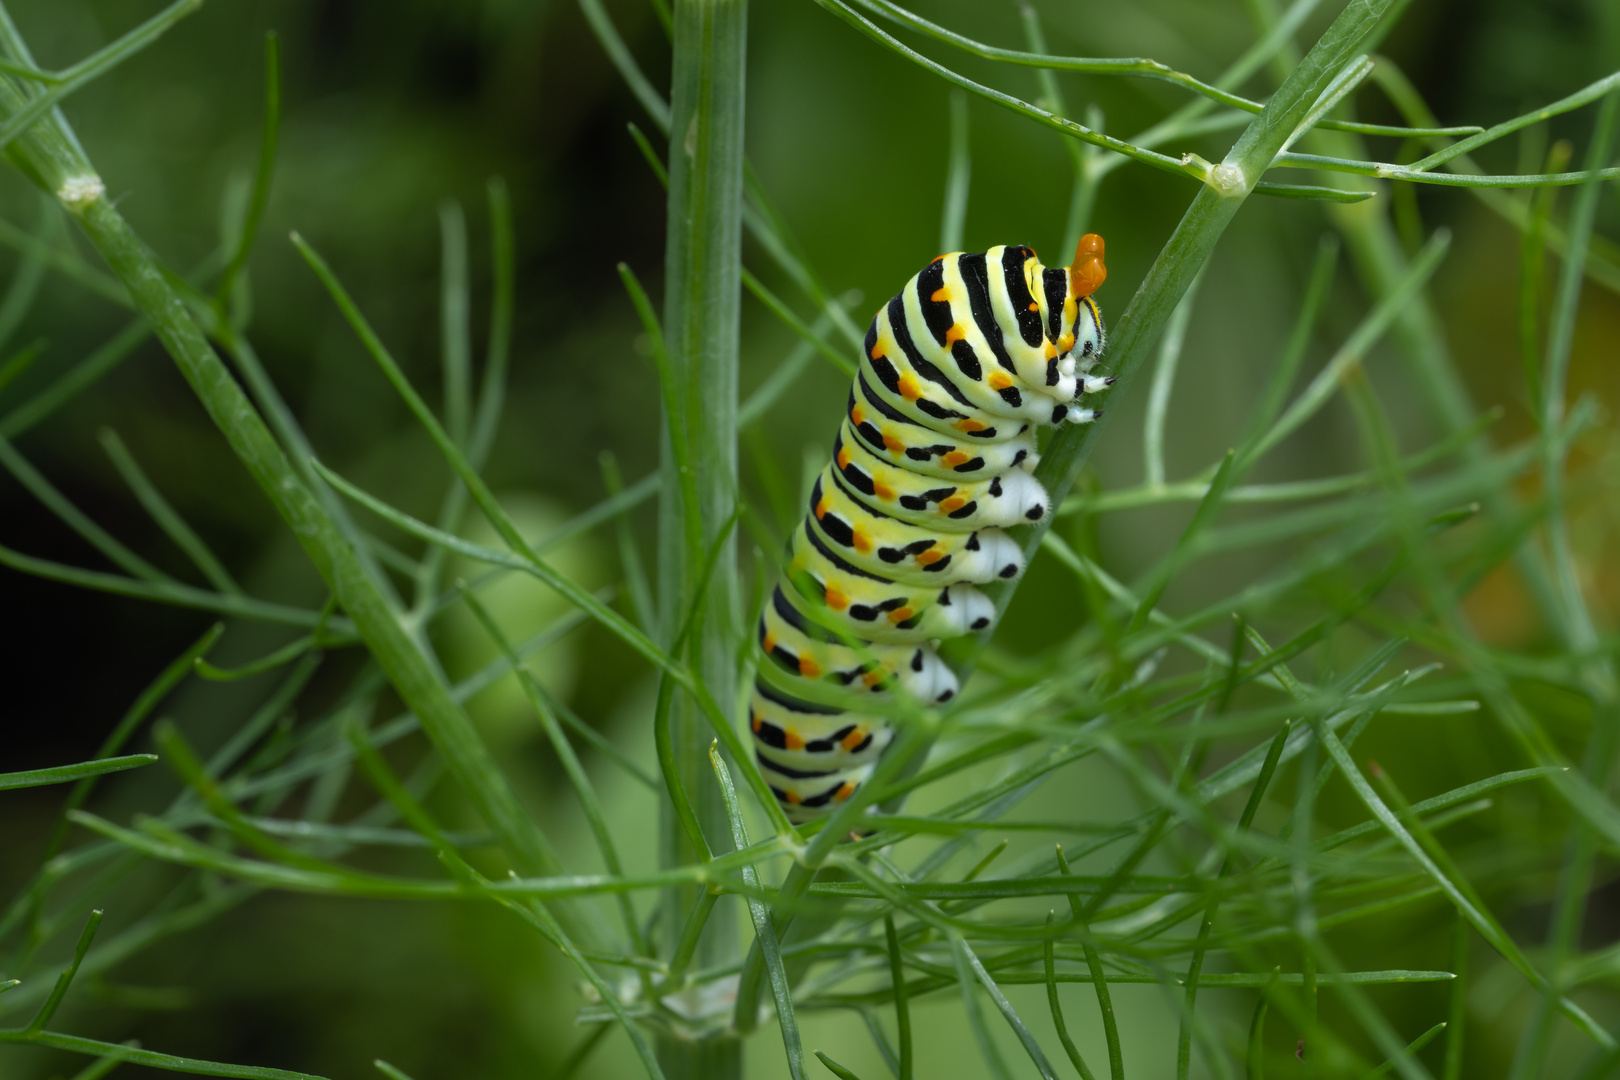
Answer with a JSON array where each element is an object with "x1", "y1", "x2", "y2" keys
[{"x1": 752, "y1": 236, "x2": 1111, "y2": 823}]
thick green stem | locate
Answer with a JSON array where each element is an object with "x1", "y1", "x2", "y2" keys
[{"x1": 657, "y1": 0, "x2": 747, "y2": 1073}]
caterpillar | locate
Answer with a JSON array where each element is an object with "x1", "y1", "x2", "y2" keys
[{"x1": 751, "y1": 235, "x2": 1112, "y2": 822}]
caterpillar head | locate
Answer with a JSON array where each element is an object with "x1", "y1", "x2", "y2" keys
[{"x1": 1063, "y1": 234, "x2": 1108, "y2": 371}]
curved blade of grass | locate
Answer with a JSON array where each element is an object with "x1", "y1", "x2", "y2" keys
[
  {"x1": 0, "y1": 202, "x2": 49, "y2": 357},
  {"x1": 1178, "y1": 717, "x2": 1294, "y2": 1080},
  {"x1": 1247, "y1": 970, "x2": 1277, "y2": 1080},
  {"x1": 939, "y1": 89, "x2": 970, "y2": 251},
  {"x1": 883, "y1": 915, "x2": 913, "y2": 1080},
  {"x1": 812, "y1": 1051, "x2": 866, "y2": 1080},
  {"x1": 25, "y1": 908, "x2": 101, "y2": 1033},
  {"x1": 948, "y1": 934, "x2": 1014, "y2": 1080},
  {"x1": 0, "y1": 0, "x2": 203, "y2": 160},
  {"x1": 1273, "y1": 150, "x2": 1620, "y2": 187},
  {"x1": 1362, "y1": 1022, "x2": 1446, "y2": 1079},
  {"x1": 850, "y1": 0, "x2": 1463, "y2": 140},
  {"x1": 1251, "y1": 180, "x2": 1374, "y2": 201},
  {"x1": 0, "y1": 433, "x2": 172, "y2": 583},
  {"x1": 0, "y1": 756, "x2": 156, "y2": 792},
  {"x1": 1407, "y1": 71, "x2": 1620, "y2": 174},
  {"x1": 0, "y1": 319, "x2": 150, "y2": 438},
  {"x1": 576, "y1": 0, "x2": 671, "y2": 132},
  {"x1": 461, "y1": 588, "x2": 647, "y2": 955},
  {"x1": 1143, "y1": 270, "x2": 1202, "y2": 488},
  {"x1": 1516, "y1": 140, "x2": 1570, "y2": 418},
  {"x1": 1057, "y1": 846, "x2": 1124, "y2": 1080},
  {"x1": 97, "y1": 427, "x2": 242, "y2": 595},
  {"x1": 0, "y1": 211, "x2": 126, "y2": 306},
  {"x1": 194, "y1": 633, "x2": 322, "y2": 682},
  {"x1": 1245, "y1": 230, "x2": 1449, "y2": 463},
  {"x1": 0, "y1": 1030, "x2": 330, "y2": 1080},
  {"x1": 214, "y1": 31, "x2": 279, "y2": 310},
  {"x1": 1044, "y1": 913, "x2": 1098, "y2": 1080},
  {"x1": 310, "y1": 456, "x2": 674, "y2": 676},
  {"x1": 1442, "y1": 916, "x2": 1467, "y2": 1080},
  {"x1": 814, "y1": 0, "x2": 1204, "y2": 183},
  {"x1": 713, "y1": 746, "x2": 806, "y2": 1080},
  {"x1": 24, "y1": 83, "x2": 575, "y2": 906},
  {"x1": 437, "y1": 200, "x2": 471, "y2": 447},
  {"x1": 1318, "y1": 730, "x2": 1609, "y2": 1047}
]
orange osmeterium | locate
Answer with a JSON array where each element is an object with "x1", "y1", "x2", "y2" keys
[{"x1": 1069, "y1": 232, "x2": 1107, "y2": 299}]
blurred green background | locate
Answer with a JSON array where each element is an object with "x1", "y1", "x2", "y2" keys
[{"x1": 2, "y1": 0, "x2": 1618, "y2": 1076}]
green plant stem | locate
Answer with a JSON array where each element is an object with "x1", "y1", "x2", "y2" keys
[{"x1": 656, "y1": 0, "x2": 748, "y2": 1073}]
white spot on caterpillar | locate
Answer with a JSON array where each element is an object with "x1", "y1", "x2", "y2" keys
[{"x1": 56, "y1": 174, "x2": 105, "y2": 211}]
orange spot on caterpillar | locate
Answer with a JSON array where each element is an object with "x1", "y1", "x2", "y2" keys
[
  {"x1": 851, "y1": 405, "x2": 865, "y2": 425},
  {"x1": 955, "y1": 418, "x2": 987, "y2": 433},
  {"x1": 1058, "y1": 333, "x2": 1075, "y2": 352},
  {"x1": 762, "y1": 633, "x2": 776, "y2": 652},
  {"x1": 825, "y1": 585, "x2": 849, "y2": 611},
  {"x1": 785, "y1": 788, "x2": 803, "y2": 804},
  {"x1": 945, "y1": 324, "x2": 967, "y2": 345},
  {"x1": 835, "y1": 783, "x2": 856, "y2": 801},
  {"x1": 1069, "y1": 233, "x2": 1107, "y2": 298},
  {"x1": 943, "y1": 450, "x2": 969, "y2": 466},
  {"x1": 882, "y1": 431, "x2": 904, "y2": 454},
  {"x1": 750, "y1": 713, "x2": 762, "y2": 732},
  {"x1": 940, "y1": 496, "x2": 966, "y2": 513},
  {"x1": 853, "y1": 528, "x2": 873, "y2": 554},
  {"x1": 841, "y1": 729, "x2": 868, "y2": 751},
  {"x1": 815, "y1": 497, "x2": 830, "y2": 519},
  {"x1": 887, "y1": 606, "x2": 915, "y2": 624},
  {"x1": 1027, "y1": 301, "x2": 1040, "y2": 312},
  {"x1": 914, "y1": 548, "x2": 943, "y2": 566},
  {"x1": 861, "y1": 670, "x2": 884, "y2": 687},
  {"x1": 931, "y1": 287, "x2": 950, "y2": 303},
  {"x1": 873, "y1": 480, "x2": 896, "y2": 501},
  {"x1": 837, "y1": 447, "x2": 851, "y2": 469},
  {"x1": 799, "y1": 656, "x2": 821, "y2": 678},
  {"x1": 1043, "y1": 342, "x2": 1059, "y2": 359},
  {"x1": 785, "y1": 729, "x2": 805, "y2": 751},
  {"x1": 870, "y1": 341, "x2": 886, "y2": 360},
  {"x1": 988, "y1": 372, "x2": 1014, "y2": 391},
  {"x1": 898, "y1": 375, "x2": 922, "y2": 401}
]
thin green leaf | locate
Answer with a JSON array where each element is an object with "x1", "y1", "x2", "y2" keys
[
  {"x1": 98, "y1": 427, "x2": 243, "y2": 595},
  {"x1": 0, "y1": 756, "x2": 156, "y2": 792},
  {"x1": 812, "y1": 1050, "x2": 866, "y2": 1080},
  {"x1": 1045, "y1": 913, "x2": 1098, "y2": 1080},
  {"x1": 713, "y1": 746, "x2": 806, "y2": 1080},
  {"x1": 940, "y1": 88, "x2": 970, "y2": 251},
  {"x1": 1362, "y1": 1022, "x2": 1447, "y2": 1079},
  {"x1": 26, "y1": 908, "x2": 102, "y2": 1033},
  {"x1": 0, "y1": 1030, "x2": 330, "y2": 1080},
  {"x1": 214, "y1": 31, "x2": 279, "y2": 309},
  {"x1": 885, "y1": 915, "x2": 913, "y2": 1080}
]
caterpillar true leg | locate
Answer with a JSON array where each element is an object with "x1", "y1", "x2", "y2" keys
[{"x1": 753, "y1": 235, "x2": 1110, "y2": 823}]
